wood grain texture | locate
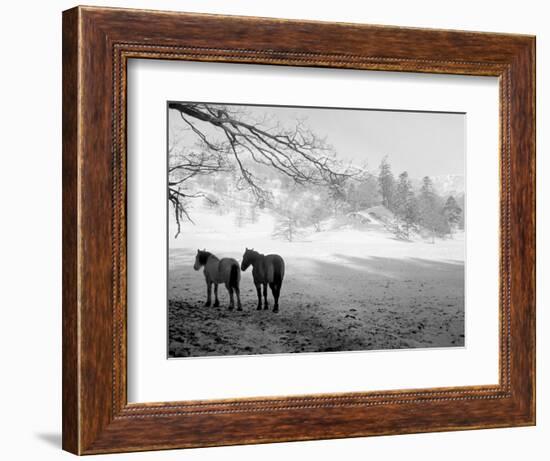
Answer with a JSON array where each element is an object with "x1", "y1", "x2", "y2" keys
[
  {"x1": 62, "y1": 5, "x2": 536, "y2": 455},
  {"x1": 62, "y1": 7, "x2": 80, "y2": 454}
]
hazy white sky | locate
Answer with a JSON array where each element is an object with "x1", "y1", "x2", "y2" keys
[{"x1": 169, "y1": 103, "x2": 465, "y2": 178}]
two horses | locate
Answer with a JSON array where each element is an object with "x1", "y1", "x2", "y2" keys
[{"x1": 193, "y1": 248, "x2": 285, "y2": 313}]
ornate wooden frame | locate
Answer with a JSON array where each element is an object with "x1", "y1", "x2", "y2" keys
[{"x1": 62, "y1": 5, "x2": 536, "y2": 455}]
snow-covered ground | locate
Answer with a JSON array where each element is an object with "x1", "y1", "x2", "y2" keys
[{"x1": 168, "y1": 205, "x2": 465, "y2": 357}]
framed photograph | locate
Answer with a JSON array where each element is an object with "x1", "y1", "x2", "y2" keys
[{"x1": 62, "y1": 6, "x2": 535, "y2": 455}]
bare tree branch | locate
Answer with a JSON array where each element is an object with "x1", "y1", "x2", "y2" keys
[{"x1": 167, "y1": 102, "x2": 362, "y2": 235}]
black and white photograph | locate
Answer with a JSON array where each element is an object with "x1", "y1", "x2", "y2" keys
[
  {"x1": 2, "y1": 0, "x2": 542, "y2": 458},
  {"x1": 167, "y1": 102, "x2": 465, "y2": 358}
]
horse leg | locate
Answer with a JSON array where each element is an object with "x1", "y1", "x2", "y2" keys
[
  {"x1": 255, "y1": 283, "x2": 262, "y2": 310},
  {"x1": 213, "y1": 283, "x2": 220, "y2": 307},
  {"x1": 235, "y1": 285, "x2": 242, "y2": 311},
  {"x1": 274, "y1": 284, "x2": 281, "y2": 313},
  {"x1": 263, "y1": 283, "x2": 269, "y2": 310},
  {"x1": 275, "y1": 287, "x2": 280, "y2": 312},
  {"x1": 269, "y1": 283, "x2": 280, "y2": 313},
  {"x1": 227, "y1": 284, "x2": 235, "y2": 310},
  {"x1": 205, "y1": 280, "x2": 212, "y2": 307}
]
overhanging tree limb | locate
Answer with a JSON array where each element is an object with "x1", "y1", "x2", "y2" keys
[{"x1": 168, "y1": 102, "x2": 361, "y2": 235}]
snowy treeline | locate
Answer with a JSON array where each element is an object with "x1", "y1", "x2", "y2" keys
[
  {"x1": 377, "y1": 157, "x2": 463, "y2": 242},
  {"x1": 168, "y1": 103, "x2": 463, "y2": 243}
]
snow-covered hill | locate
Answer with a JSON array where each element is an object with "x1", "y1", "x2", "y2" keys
[
  {"x1": 430, "y1": 174, "x2": 464, "y2": 196},
  {"x1": 411, "y1": 174, "x2": 464, "y2": 197}
]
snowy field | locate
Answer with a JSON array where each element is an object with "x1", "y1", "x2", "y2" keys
[{"x1": 168, "y1": 205, "x2": 465, "y2": 358}]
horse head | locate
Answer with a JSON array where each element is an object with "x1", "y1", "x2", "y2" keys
[
  {"x1": 194, "y1": 249, "x2": 209, "y2": 270},
  {"x1": 241, "y1": 247, "x2": 255, "y2": 271}
]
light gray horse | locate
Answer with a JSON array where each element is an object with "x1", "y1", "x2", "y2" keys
[{"x1": 193, "y1": 249, "x2": 242, "y2": 310}]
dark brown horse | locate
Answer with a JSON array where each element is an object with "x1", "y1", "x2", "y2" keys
[
  {"x1": 194, "y1": 249, "x2": 242, "y2": 311},
  {"x1": 241, "y1": 248, "x2": 285, "y2": 313}
]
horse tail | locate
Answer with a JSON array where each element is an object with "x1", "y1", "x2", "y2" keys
[
  {"x1": 229, "y1": 263, "x2": 239, "y2": 289},
  {"x1": 273, "y1": 257, "x2": 283, "y2": 287}
]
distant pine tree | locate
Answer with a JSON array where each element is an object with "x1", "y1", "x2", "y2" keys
[
  {"x1": 248, "y1": 203, "x2": 259, "y2": 224},
  {"x1": 272, "y1": 214, "x2": 300, "y2": 242},
  {"x1": 308, "y1": 204, "x2": 329, "y2": 232},
  {"x1": 418, "y1": 176, "x2": 450, "y2": 242},
  {"x1": 443, "y1": 195, "x2": 462, "y2": 235},
  {"x1": 234, "y1": 206, "x2": 246, "y2": 228},
  {"x1": 346, "y1": 175, "x2": 380, "y2": 212},
  {"x1": 328, "y1": 178, "x2": 347, "y2": 216},
  {"x1": 378, "y1": 156, "x2": 395, "y2": 211},
  {"x1": 346, "y1": 182, "x2": 358, "y2": 212},
  {"x1": 394, "y1": 171, "x2": 418, "y2": 239}
]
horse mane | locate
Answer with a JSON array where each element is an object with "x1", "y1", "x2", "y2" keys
[
  {"x1": 197, "y1": 251, "x2": 214, "y2": 265},
  {"x1": 246, "y1": 249, "x2": 263, "y2": 259}
]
